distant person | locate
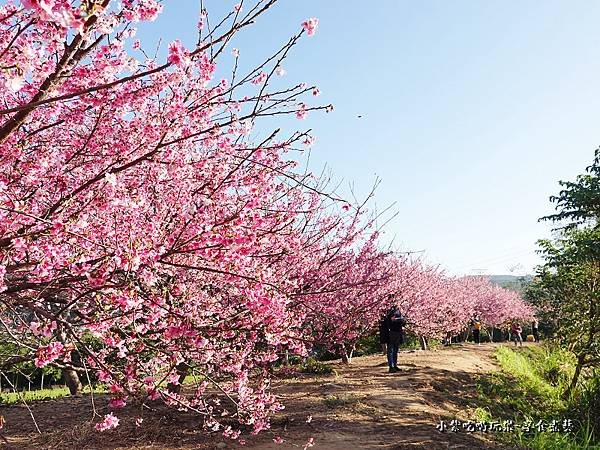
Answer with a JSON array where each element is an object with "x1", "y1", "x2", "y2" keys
[
  {"x1": 384, "y1": 306, "x2": 405, "y2": 373},
  {"x1": 443, "y1": 330, "x2": 452, "y2": 346},
  {"x1": 472, "y1": 318, "x2": 482, "y2": 346},
  {"x1": 511, "y1": 322, "x2": 523, "y2": 347},
  {"x1": 532, "y1": 319, "x2": 539, "y2": 342}
]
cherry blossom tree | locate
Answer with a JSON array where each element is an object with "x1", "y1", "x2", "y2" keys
[
  {"x1": 0, "y1": 0, "x2": 334, "y2": 436},
  {"x1": 395, "y1": 265, "x2": 533, "y2": 342}
]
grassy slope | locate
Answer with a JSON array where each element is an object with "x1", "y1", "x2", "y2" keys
[{"x1": 475, "y1": 345, "x2": 598, "y2": 449}]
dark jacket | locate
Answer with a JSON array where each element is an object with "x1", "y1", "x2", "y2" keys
[
  {"x1": 379, "y1": 317, "x2": 390, "y2": 344},
  {"x1": 381, "y1": 308, "x2": 405, "y2": 342}
]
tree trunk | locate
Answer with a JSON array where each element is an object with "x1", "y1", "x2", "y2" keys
[
  {"x1": 167, "y1": 362, "x2": 189, "y2": 394},
  {"x1": 55, "y1": 329, "x2": 83, "y2": 395},
  {"x1": 419, "y1": 336, "x2": 428, "y2": 351},
  {"x1": 64, "y1": 369, "x2": 83, "y2": 396},
  {"x1": 340, "y1": 344, "x2": 351, "y2": 364},
  {"x1": 563, "y1": 354, "x2": 585, "y2": 399}
]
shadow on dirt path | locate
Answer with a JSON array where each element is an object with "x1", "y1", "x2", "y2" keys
[
  {"x1": 245, "y1": 343, "x2": 514, "y2": 450},
  {"x1": 1, "y1": 343, "x2": 522, "y2": 449}
]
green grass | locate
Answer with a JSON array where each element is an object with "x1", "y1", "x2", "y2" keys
[
  {"x1": 0, "y1": 385, "x2": 106, "y2": 406},
  {"x1": 475, "y1": 344, "x2": 598, "y2": 449},
  {"x1": 297, "y1": 357, "x2": 335, "y2": 375}
]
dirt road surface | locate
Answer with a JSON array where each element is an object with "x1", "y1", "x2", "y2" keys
[{"x1": 1, "y1": 343, "x2": 516, "y2": 450}]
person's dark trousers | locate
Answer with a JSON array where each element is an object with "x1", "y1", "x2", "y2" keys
[
  {"x1": 387, "y1": 341, "x2": 399, "y2": 368},
  {"x1": 473, "y1": 329, "x2": 480, "y2": 344},
  {"x1": 387, "y1": 331, "x2": 403, "y2": 369}
]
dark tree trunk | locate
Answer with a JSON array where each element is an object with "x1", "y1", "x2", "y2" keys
[
  {"x1": 563, "y1": 354, "x2": 585, "y2": 399},
  {"x1": 167, "y1": 362, "x2": 189, "y2": 394}
]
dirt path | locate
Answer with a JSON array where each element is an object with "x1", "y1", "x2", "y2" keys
[{"x1": 1, "y1": 343, "x2": 515, "y2": 450}]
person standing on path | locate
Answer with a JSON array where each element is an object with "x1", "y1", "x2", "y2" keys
[
  {"x1": 384, "y1": 306, "x2": 405, "y2": 373},
  {"x1": 532, "y1": 319, "x2": 539, "y2": 342},
  {"x1": 511, "y1": 322, "x2": 523, "y2": 347},
  {"x1": 443, "y1": 330, "x2": 453, "y2": 346},
  {"x1": 472, "y1": 318, "x2": 482, "y2": 346}
]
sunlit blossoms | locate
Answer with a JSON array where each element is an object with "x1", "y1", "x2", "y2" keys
[
  {"x1": 167, "y1": 39, "x2": 190, "y2": 67},
  {"x1": 0, "y1": 0, "x2": 330, "y2": 436}
]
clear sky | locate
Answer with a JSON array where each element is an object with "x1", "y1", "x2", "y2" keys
[{"x1": 136, "y1": 0, "x2": 600, "y2": 276}]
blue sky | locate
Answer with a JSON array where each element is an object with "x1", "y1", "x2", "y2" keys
[{"x1": 137, "y1": 0, "x2": 600, "y2": 275}]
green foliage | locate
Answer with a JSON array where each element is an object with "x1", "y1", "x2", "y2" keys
[
  {"x1": 475, "y1": 345, "x2": 599, "y2": 449},
  {"x1": 579, "y1": 371, "x2": 600, "y2": 443},
  {"x1": 0, "y1": 340, "x2": 63, "y2": 391},
  {"x1": 540, "y1": 148, "x2": 600, "y2": 228},
  {"x1": 352, "y1": 333, "x2": 382, "y2": 357},
  {"x1": 528, "y1": 230, "x2": 600, "y2": 396},
  {"x1": 534, "y1": 345, "x2": 576, "y2": 389},
  {"x1": 529, "y1": 150, "x2": 600, "y2": 399},
  {"x1": 516, "y1": 426, "x2": 597, "y2": 450}
]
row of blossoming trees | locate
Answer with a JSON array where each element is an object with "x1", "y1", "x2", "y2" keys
[{"x1": 0, "y1": 0, "x2": 533, "y2": 437}]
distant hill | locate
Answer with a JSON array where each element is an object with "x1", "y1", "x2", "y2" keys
[
  {"x1": 487, "y1": 274, "x2": 533, "y2": 293},
  {"x1": 488, "y1": 274, "x2": 529, "y2": 284}
]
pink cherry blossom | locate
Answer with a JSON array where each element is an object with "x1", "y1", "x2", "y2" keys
[
  {"x1": 95, "y1": 413, "x2": 120, "y2": 432},
  {"x1": 296, "y1": 103, "x2": 307, "y2": 119},
  {"x1": 108, "y1": 397, "x2": 127, "y2": 409},
  {"x1": 301, "y1": 17, "x2": 319, "y2": 37},
  {"x1": 167, "y1": 40, "x2": 190, "y2": 67},
  {"x1": 34, "y1": 342, "x2": 64, "y2": 368},
  {"x1": 302, "y1": 135, "x2": 316, "y2": 147},
  {"x1": 0, "y1": 265, "x2": 6, "y2": 293},
  {"x1": 251, "y1": 72, "x2": 268, "y2": 85}
]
